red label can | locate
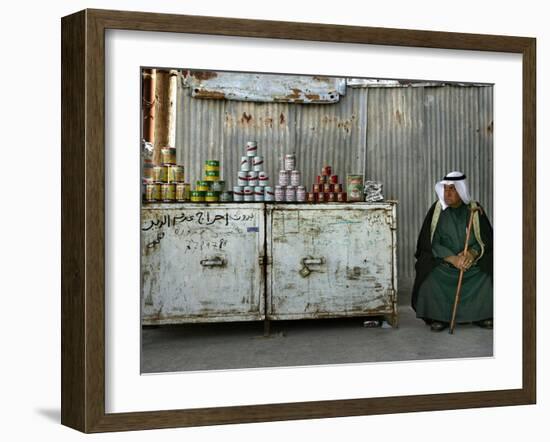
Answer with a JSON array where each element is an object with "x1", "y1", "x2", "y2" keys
[
  {"x1": 337, "y1": 192, "x2": 347, "y2": 202},
  {"x1": 329, "y1": 175, "x2": 338, "y2": 184},
  {"x1": 306, "y1": 192, "x2": 316, "y2": 203},
  {"x1": 326, "y1": 192, "x2": 336, "y2": 202},
  {"x1": 333, "y1": 183, "x2": 342, "y2": 193},
  {"x1": 316, "y1": 175, "x2": 327, "y2": 184},
  {"x1": 323, "y1": 183, "x2": 333, "y2": 193},
  {"x1": 322, "y1": 165, "x2": 332, "y2": 176},
  {"x1": 312, "y1": 183, "x2": 321, "y2": 193},
  {"x1": 317, "y1": 192, "x2": 325, "y2": 203}
]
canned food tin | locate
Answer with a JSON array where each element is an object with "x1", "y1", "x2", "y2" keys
[
  {"x1": 337, "y1": 192, "x2": 347, "y2": 202},
  {"x1": 316, "y1": 175, "x2": 327, "y2": 184},
  {"x1": 323, "y1": 183, "x2": 333, "y2": 193},
  {"x1": 205, "y1": 160, "x2": 220, "y2": 172},
  {"x1": 322, "y1": 165, "x2": 332, "y2": 176},
  {"x1": 144, "y1": 183, "x2": 160, "y2": 202},
  {"x1": 306, "y1": 192, "x2": 316, "y2": 203},
  {"x1": 243, "y1": 186, "x2": 254, "y2": 201},
  {"x1": 167, "y1": 165, "x2": 185, "y2": 183},
  {"x1": 326, "y1": 192, "x2": 336, "y2": 202},
  {"x1": 211, "y1": 180, "x2": 225, "y2": 192},
  {"x1": 296, "y1": 186, "x2": 306, "y2": 202},
  {"x1": 220, "y1": 191, "x2": 233, "y2": 202},
  {"x1": 253, "y1": 156, "x2": 264, "y2": 172},
  {"x1": 258, "y1": 171, "x2": 269, "y2": 186},
  {"x1": 205, "y1": 191, "x2": 219, "y2": 202},
  {"x1": 248, "y1": 171, "x2": 258, "y2": 187},
  {"x1": 254, "y1": 186, "x2": 264, "y2": 202},
  {"x1": 275, "y1": 185, "x2": 285, "y2": 202},
  {"x1": 278, "y1": 170, "x2": 290, "y2": 186},
  {"x1": 240, "y1": 156, "x2": 251, "y2": 171},
  {"x1": 190, "y1": 190, "x2": 205, "y2": 202},
  {"x1": 264, "y1": 186, "x2": 274, "y2": 202},
  {"x1": 285, "y1": 186, "x2": 296, "y2": 202},
  {"x1": 317, "y1": 192, "x2": 326, "y2": 203},
  {"x1": 175, "y1": 182, "x2": 190, "y2": 201},
  {"x1": 161, "y1": 147, "x2": 176, "y2": 165},
  {"x1": 290, "y1": 170, "x2": 301, "y2": 187},
  {"x1": 312, "y1": 183, "x2": 321, "y2": 193},
  {"x1": 196, "y1": 180, "x2": 211, "y2": 192},
  {"x1": 204, "y1": 170, "x2": 220, "y2": 181},
  {"x1": 233, "y1": 186, "x2": 244, "y2": 202},
  {"x1": 238, "y1": 171, "x2": 248, "y2": 186},
  {"x1": 142, "y1": 161, "x2": 154, "y2": 183},
  {"x1": 284, "y1": 154, "x2": 296, "y2": 171},
  {"x1": 153, "y1": 165, "x2": 168, "y2": 183},
  {"x1": 346, "y1": 174, "x2": 364, "y2": 201},
  {"x1": 246, "y1": 141, "x2": 258, "y2": 157},
  {"x1": 160, "y1": 183, "x2": 176, "y2": 201},
  {"x1": 329, "y1": 175, "x2": 338, "y2": 184},
  {"x1": 333, "y1": 183, "x2": 343, "y2": 193}
]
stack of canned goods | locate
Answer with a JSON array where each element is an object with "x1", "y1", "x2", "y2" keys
[
  {"x1": 233, "y1": 141, "x2": 272, "y2": 202},
  {"x1": 143, "y1": 147, "x2": 191, "y2": 203},
  {"x1": 191, "y1": 159, "x2": 233, "y2": 202},
  {"x1": 274, "y1": 153, "x2": 306, "y2": 202},
  {"x1": 306, "y1": 165, "x2": 349, "y2": 203}
]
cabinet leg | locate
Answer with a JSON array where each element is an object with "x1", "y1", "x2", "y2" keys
[{"x1": 263, "y1": 318, "x2": 271, "y2": 337}]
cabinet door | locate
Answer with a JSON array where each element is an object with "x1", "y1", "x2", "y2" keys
[
  {"x1": 141, "y1": 204, "x2": 265, "y2": 324},
  {"x1": 267, "y1": 205, "x2": 395, "y2": 319}
]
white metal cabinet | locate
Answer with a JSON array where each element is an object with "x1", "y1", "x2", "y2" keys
[
  {"x1": 141, "y1": 203, "x2": 265, "y2": 324},
  {"x1": 266, "y1": 203, "x2": 398, "y2": 325}
]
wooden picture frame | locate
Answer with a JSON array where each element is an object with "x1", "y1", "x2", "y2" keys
[{"x1": 61, "y1": 8, "x2": 536, "y2": 433}]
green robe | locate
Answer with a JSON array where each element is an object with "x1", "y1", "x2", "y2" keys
[{"x1": 415, "y1": 203, "x2": 493, "y2": 323}]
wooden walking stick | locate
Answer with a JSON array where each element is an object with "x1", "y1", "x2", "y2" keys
[{"x1": 449, "y1": 206, "x2": 480, "y2": 334}]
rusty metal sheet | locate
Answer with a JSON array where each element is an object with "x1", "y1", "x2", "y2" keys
[
  {"x1": 266, "y1": 203, "x2": 397, "y2": 322},
  {"x1": 183, "y1": 70, "x2": 346, "y2": 103},
  {"x1": 141, "y1": 203, "x2": 265, "y2": 325}
]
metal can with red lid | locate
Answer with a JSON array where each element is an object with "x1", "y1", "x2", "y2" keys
[
  {"x1": 246, "y1": 141, "x2": 258, "y2": 157},
  {"x1": 254, "y1": 186, "x2": 264, "y2": 202},
  {"x1": 258, "y1": 171, "x2": 269, "y2": 186},
  {"x1": 253, "y1": 156, "x2": 264, "y2": 172},
  {"x1": 238, "y1": 171, "x2": 248, "y2": 186},
  {"x1": 264, "y1": 186, "x2": 274, "y2": 202}
]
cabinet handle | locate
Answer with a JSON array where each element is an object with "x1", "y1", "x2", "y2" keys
[
  {"x1": 200, "y1": 257, "x2": 225, "y2": 267},
  {"x1": 302, "y1": 257, "x2": 324, "y2": 266}
]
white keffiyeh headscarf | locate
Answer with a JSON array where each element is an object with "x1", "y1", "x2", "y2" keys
[{"x1": 435, "y1": 171, "x2": 472, "y2": 210}]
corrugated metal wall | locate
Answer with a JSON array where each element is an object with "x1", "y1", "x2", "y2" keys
[
  {"x1": 177, "y1": 83, "x2": 367, "y2": 191},
  {"x1": 175, "y1": 79, "x2": 493, "y2": 302},
  {"x1": 365, "y1": 85, "x2": 493, "y2": 296}
]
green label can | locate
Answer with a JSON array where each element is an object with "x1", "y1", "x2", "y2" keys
[
  {"x1": 205, "y1": 191, "x2": 220, "y2": 202},
  {"x1": 196, "y1": 181, "x2": 211, "y2": 192},
  {"x1": 190, "y1": 190, "x2": 205, "y2": 202}
]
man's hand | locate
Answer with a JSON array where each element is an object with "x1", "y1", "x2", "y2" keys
[{"x1": 445, "y1": 254, "x2": 472, "y2": 271}]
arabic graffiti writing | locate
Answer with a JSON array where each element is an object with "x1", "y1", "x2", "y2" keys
[{"x1": 141, "y1": 211, "x2": 256, "y2": 231}]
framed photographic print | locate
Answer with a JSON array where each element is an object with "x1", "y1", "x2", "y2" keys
[{"x1": 61, "y1": 8, "x2": 536, "y2": 433}]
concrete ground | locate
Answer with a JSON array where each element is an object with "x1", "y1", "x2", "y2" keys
[{"x1": 141, "y1": 304, "x2": 493, "y2": 374}]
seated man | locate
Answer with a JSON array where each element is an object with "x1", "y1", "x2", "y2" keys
[{"x1": 411, "y1": 171, "x2": 493, "y2": 332}]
